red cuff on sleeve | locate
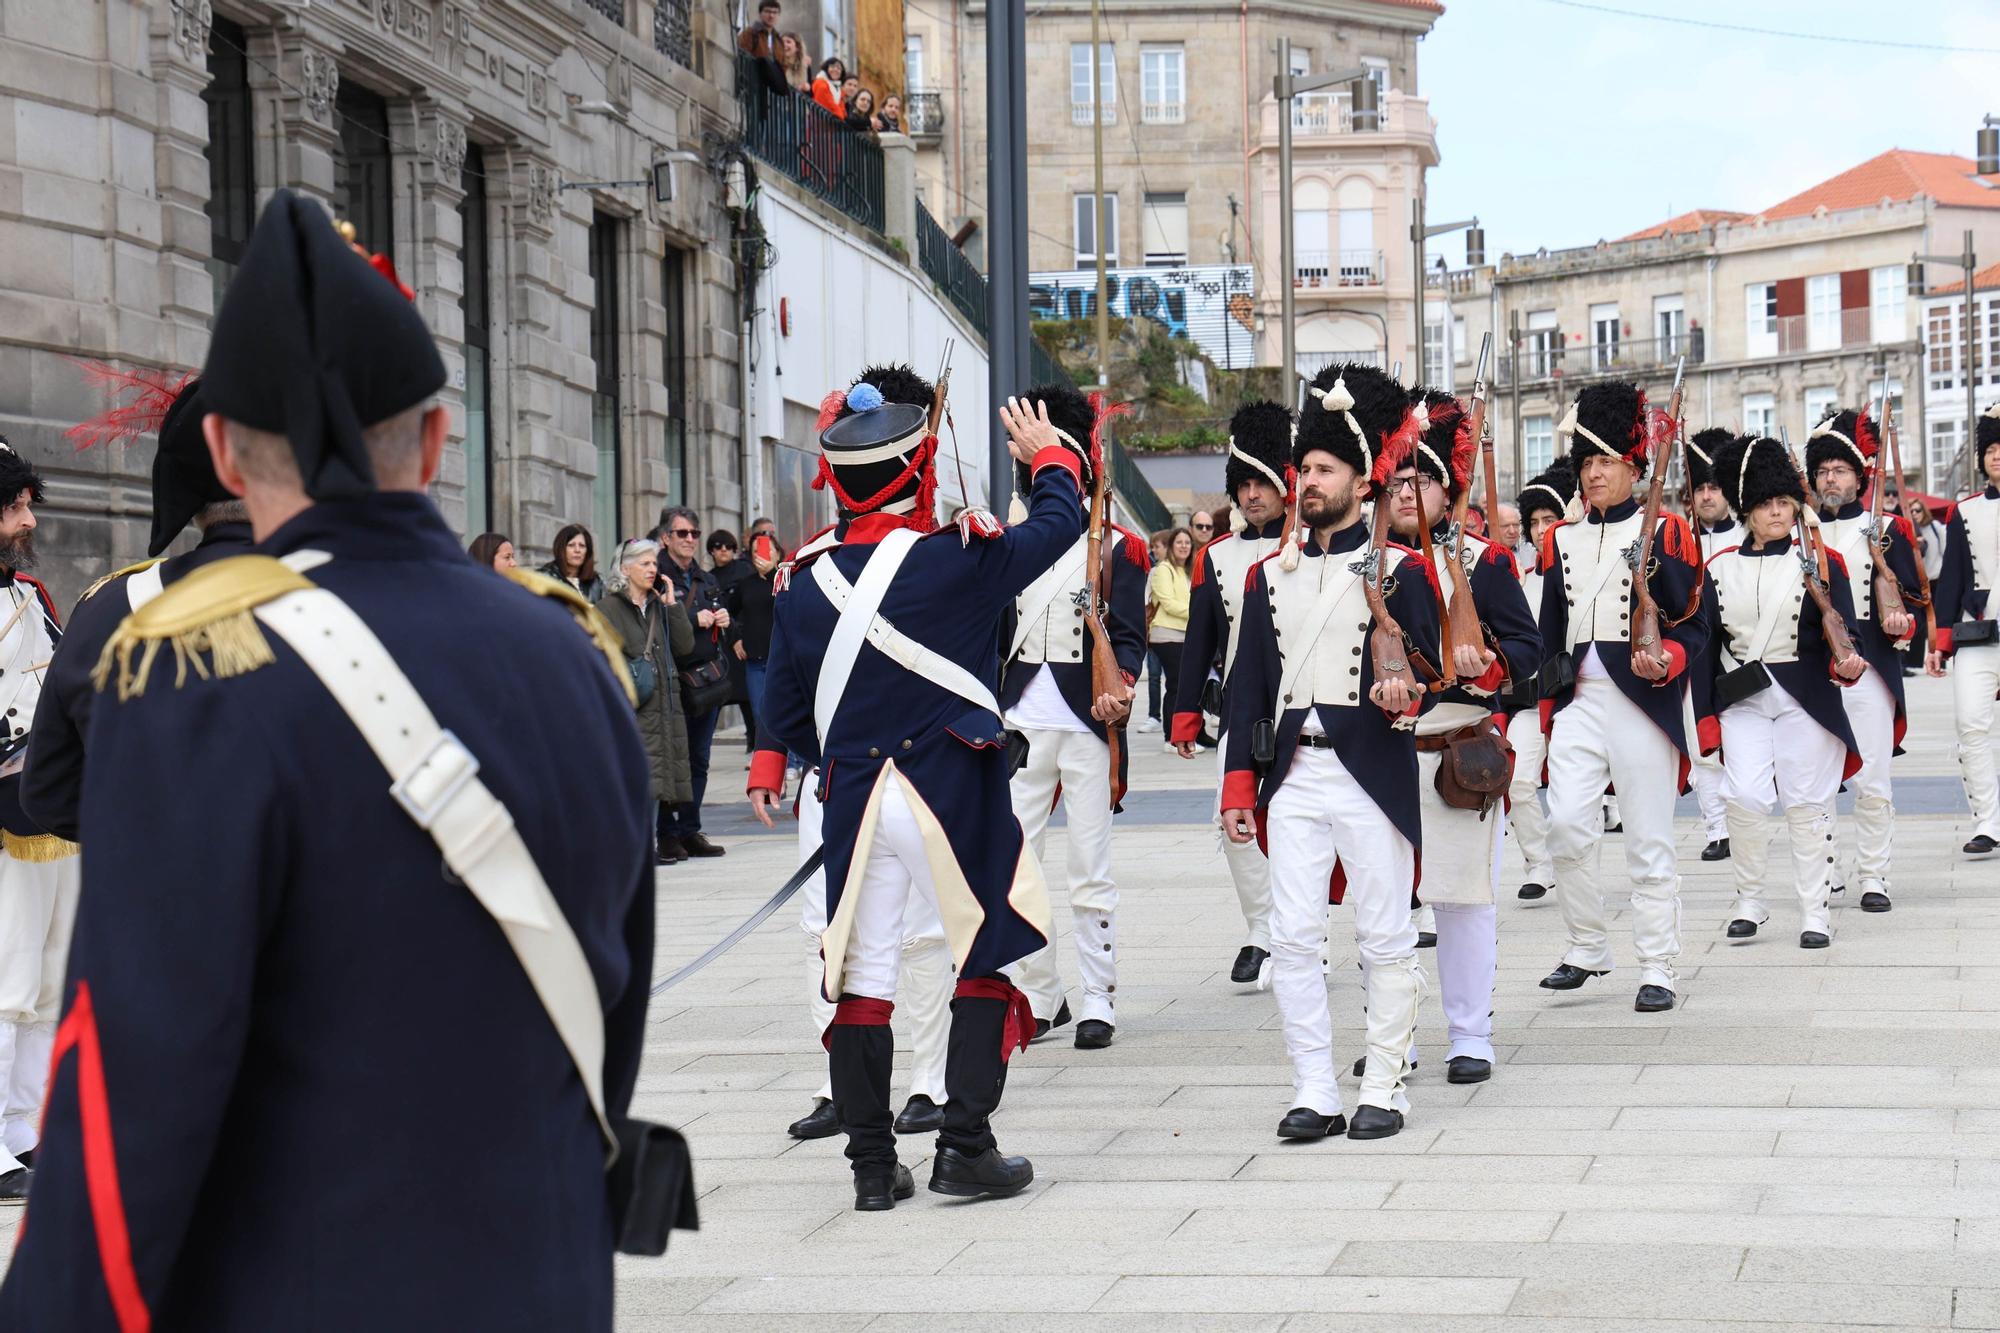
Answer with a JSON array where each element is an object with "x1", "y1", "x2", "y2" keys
[
  {"x1": 1468, "y1": 656, "x2": 1506, "y2": 696},
  {"x1": 1696, "y1": 714, "x2": 1721, "y2": 755},
  {"x1": 1221, "y1": 769, "x2": 1259, "y2": 813},
  {"x1": 748, "y1": 749, "x2": 787, "y2": 795},
  {"x1": 1938, "y1": 627, "x2": 1955, "y2": 656},
  {"x1": 1658, "y1": 640, "x2": 1687, "y2": 683},
  {"x1": 1170, "y1": 711, "x2": 1204, "y2": 745},
  {"x1": 1120, "y1": 670, "x2": 1137, "y2": 687},
  {"x1": 1029, "y1": 445, "x2": 1083, "y2": 491},
  {"x1": 1538, "y1": 697, "x2": 1554, "y2": 735}
]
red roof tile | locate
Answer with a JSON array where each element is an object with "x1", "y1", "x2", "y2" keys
[
  {"x1": 1924, "y1": 259, "x2": 2000, "y2": 296},
  {"x1": 1617, "y1": 209, "x2": 1751, "y2": 242},
  {"x1": 1760, "y1": 149, "x2": 2000, "y2": 221}
]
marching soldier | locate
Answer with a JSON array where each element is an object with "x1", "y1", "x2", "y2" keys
[
  {"x1": 1001, "y1": 383, "x2": 1147, "y2": 1050},
  {"x1": 1379, "y1": 389, "x2": 1539, "y2": 1084},
  {"x1": 1686, "y1": 427, "x2": 1741, "y2": 862},
  {"x1": 1171, "y1": 400, "x2": 1292, "y2": 984},
  {"x1": 1808, "y1": 406, "x2": 1922, "y2": 911},
  {"x1": 750, "y1": 368, "x2": 1090, "y2": 1209},
  {"x1": 1693, "y1": 434, "x2": 1864, "y2": 947},
  {"x1": 1535, "y1": 381, "x2": 1708, "y2": 1013},
  {"x1": 1507, "y1": 461, "x2": 1575, "y2": 901},
  {"x1": 0, "y1": 191, "x2": 671, "y2": 1326},
  {"x1": 1221, "y1": 362, "x2": 1442, "y2": 1141},
  {"x1": 1930, "y1": 403, "x2": 2000, "y2": 857}
]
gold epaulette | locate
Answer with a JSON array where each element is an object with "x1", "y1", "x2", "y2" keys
[
  {"x1": 79, "y1": 557, "x2": 165, "y2": 605},
  {"x1": 3, "y1": 831, "x2": 78, "y2": 863},
  {"x1": 501, "y1": 567, "x2": 638, "y2": 706},
  {"x1": 91, "y1": 555, "x2": 314, "y2": 700}
]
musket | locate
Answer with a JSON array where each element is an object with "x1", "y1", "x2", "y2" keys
[
  {"x1": 1362, "y1": 493, "x2": 1432, "y2": 704},
  {"x1": 931, "y1": 340, "x2": 971, "y2": 509},
  {"x1": 1781, "y1": 427, "x2": 1861, "y2": 670},
  {"x1": 1438, "y1": 335, "x2": 1494, "y2": 681},
  {"x1": 1083, "y1": 425, "x2": 1126, "y2": 807},
  {"x1": 1628, "y1": 356, "x2": 1686, "y2": 673},
  {"x1": 1876, "y1": 394, "x2": 1935, "y2": 650}
]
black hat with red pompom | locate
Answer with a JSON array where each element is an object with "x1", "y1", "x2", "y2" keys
[
  {"x1": 1293, "y1": 361, "x2": 1415, "y2": 490},
  {"x1": 1561, "y1": 380, "x2": 1666, "y2": 479},
  {"x1": 1805, "y1": 405, "x2": 1880, "y2": 480},
  {"x1": 1405, "y1": 386, "x2": 1478, "y2": 499}
]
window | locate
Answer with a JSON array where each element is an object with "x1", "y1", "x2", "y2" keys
[
  {"x1": 1140, "y1": 45, "x2": 1184, "y2": 124},
  {"x1": 1453, "y1": 315, "x2": 1469, "y2": 366},
  {"x1": 1929, "y1": 302, "x2": 1956, "y2": 379},
  {"x1": 1288, "y1": 46, "x2": 1311, "y2": 79},
  {"x1": 458, "y1": 145, "x2": 493, "y2": 534},
  {"x1": 1526, "y1": 310, "x2": 1558, "y2": 377},
  {"x1": 904, "y1": 33, "x2": 924, "y2": 90},
  {"x1": 1746, "y1": 282, "x2": 1778, "y2": 358},
  {"x1": 663, "y1": 248, "x2": 690, "y2": 506},
  {"x1": 332, "y1": 83, "x2": 393, "y2": 256},
  {"x1": 1141, "y1": 192, "x2": 1187, "y2": 266},
  {"x1": 1361, "y1": 55, "x2": 1390, "y2": 100},
  {"x1": 1524, "y1": 414, "x2": 1554, "y2": 475},
  {"x1": 1590, "y1": 302, "x2": 1620, "y2": 370},
  {"x1": 1807, "y1": 273, "x2": 1840, "y2": 352},
  {"x1": 1931, "y1": 417, "x2": 1962, "y2": 482},
  {"x1": 1653, "y1": 294, "x2": 1685, "y2": 358},
  {"x1": 589, "y1": 215, "x2": 623, "y2": 544},
  {"x1": 1802, "y1": 385, "x2": 1839, "y2": 436},
  {"x1": 1293, "y1": 205, "x2": 1329, "y2": 284},
  {"x1": 1868, "y1": 375, "x2": 1905, "y2": 427},
  {"x1": 201, "y1": 18, "x2": 254, "y2": 311},
  {"x1": 1871, "y1": 264, "x2": 1907, "y2": 344},
  {"x1": 1422, "y1": 313, "x2": 1447, "y2": 387},
  {"x1": 1337, "y1": 205, "x2": 1373, "y2": 283},
  {"x1": 1074, "y1": 192, "x2": 1117, "y2": 266},
  {"x1": 1742, "y1": 391, "x2": 1775, "y2": 438},
  {"x1": 1070, "y1": 43, "x2": 1115, "y2": 124}
]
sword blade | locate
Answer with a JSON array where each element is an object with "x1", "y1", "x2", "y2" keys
[{"x1": 651, "y1": 846, "x2": 826, "y2": 994}]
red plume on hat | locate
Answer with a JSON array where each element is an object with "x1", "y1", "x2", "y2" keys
[
  {"x1": 63, "y1": 360, "x2": 196, "y2": 451},
  {"x1": 1376, "y1": 403, "x2": 1422, "y2": 489},
  {"x1": 1086, "y1": 389, "x2": 1130, "y2": 481},
  {"x1": 1855, "y1": 407, "x2": 1881, "y2": 461}
]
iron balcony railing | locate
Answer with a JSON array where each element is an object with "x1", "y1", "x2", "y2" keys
[
  {"x1": 905, "y1": 90, "x2": 943, "y2": 136},
  {"x1": 734, "y1": 53, "x2": 885, "y2": 234},
  {"x1": 918, "y1": 201, "x2": 987, "y2": 331},
  {"x1": 1496, "y1": 330, "x2": 1705, "y2": 386},
  {"x1": 1769, "y1": 308, "x2": 1875, "y2": 357},
  {"x1": 583, "y1": 0, "x2": 624, "y2": 22},
  {"x1": 1294, "y1": 248, "x2": 1382, "y2": 288},
  {"x1": 654, "y1": 0, "x2": 691, "y2": 67}
]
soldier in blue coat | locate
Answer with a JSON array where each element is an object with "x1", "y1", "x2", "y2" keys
[
  {"x1": 1923, "y1": 405, "x2": 2000, "y2": 856},
  {"x1": 1221, "y1": 361, "x2": 1442, "y2": 1142},
  {"x1": 0, "y1": 191, "x2": 662, "y2": 1331},
  {"x1": 750, "y1": 366, "x2": 1090, "y2": 1210}
]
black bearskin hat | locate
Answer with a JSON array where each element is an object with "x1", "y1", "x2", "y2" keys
[
  {"x1": 1805, "y1": 406, "x2": 1879, "y2": 479},
  {"x1": 1224, "y1": 400, "x2": 1293, "y2": 502},
  {"x1": 1293, "y1": 361, "x2": 1412, "y2": 489},
  {"x1": 0, "y1": 438, "x2": 44, "y2": 510},
  {"x1": 1406, "y1": 386, "x2": 1478, "y2": 498},
  {"x1": 1977, "y1": 403, "x2": 2000, "y2": 457},
  {"x1": 1562, "y1": 380, "x2": 1657, "y2": 479},
  {"x1": 1012, "y1": 380, "x2": 1104, "y2": 499},
  {"x1": 1516, "y1": 457, "x2": 1576, "y2": 527},
  {"x1": 815, "y1": 363, "x2": 937, "y2": 519},
  {"x1": 1685, "y1": 427, "x2": 1732, "y2": 491},
  {"x1": 1714, "y1": 434, "x2": 1804, "y2": 517}
]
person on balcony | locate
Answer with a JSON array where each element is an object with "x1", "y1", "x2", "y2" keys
[
  {"x1": 812, "y1": 58, "x2": 847, "y2": 116},
  {"x1": 735, "y1": 0, "x2": 792, "y2": 97},
  {"x1": 876, "y1": 93, "x2": 905, "y2": 134}
]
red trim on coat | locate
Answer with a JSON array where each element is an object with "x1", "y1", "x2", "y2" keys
[
  {"x1": 953, "y1": 978, "x2": 1036, "y2": 1062},
  {"x1": 747, "y1": 749, "x2": 787, "y2": 795},
  {"x1": 1220, "y1": 768, "x2": 1259, "y2": 813},
  {"x1": 1030, "y1": 445, "x2": 1083, "y2": 491},
  {"x1": 1190, "y1": 535, "x2": 1228, "y2": 588},
  {"x1": 1468, "y1": 656, "x2": 1506, "y2": 695},
  {"x1": 1537, "y1": 697, "x2": 1554, "y2": 736},
  {"x1": 1169, "y1": 711, "x2": 1204, "y2": 745},
  {"x1": 1938, "y1": 627, "x2": 1956, "y2": 656},
  {"x1": 1658, "y1": 640, "x2": 1687, "y2": 683},
  {"x1": 1696, "y1": 714, "x2": 1721, "y2": 756}
]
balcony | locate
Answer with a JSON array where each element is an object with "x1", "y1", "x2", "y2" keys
[
  {"x1": 1141, "y1": 100, "x2": 1185, "y2": 126},
  {"x1": 1268, "y1": 89, "x2": 1431, "y2": 143},
  {"x1": 1294, "y1": 248, "x2": 1383, "y2": 288},
  {"x1": 1773, "y1": 308, "x2": 1876, "y2": 356},
  {"x1": 1070, "y1": 101, "x2": 1117, "y2": 126},
  {"x1": 905, "y1": 89, "x2": 943, "y2": 138},
  {"x1": 653, "y1": 0, "x2": 691, "y2": 67},
  {"x1": 1292, "y1": 91, "x2": 1358, "y2": 135},
  {"x1": 917, "y1": 201, "x2": 986, "y2": 331},
  {"x1": 583, "y1": 0, "x2": 624, "y2": 21},
  {"x1": 735, "y1": 53, "x2": 885, "y2": 234},
  {"x1": 1496, "y1": 331, "x2": 1705, "y2": 387}
]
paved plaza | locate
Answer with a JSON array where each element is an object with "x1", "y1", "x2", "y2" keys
[{"x1": 622, "y1": 674, "x2": 2000, "y2": 1331}]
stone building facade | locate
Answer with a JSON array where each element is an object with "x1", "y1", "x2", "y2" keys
[{"x1": 1, "y1": 0, "x2": 743, "y2": 603}]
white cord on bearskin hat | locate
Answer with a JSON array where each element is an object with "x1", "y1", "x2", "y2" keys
[
  {"x1": 1806, "y1": 415, "x2": 1866, "y2": 471},
  {"x1": 1556, "y1": 401, "x2": 1617, "y2": 459}
]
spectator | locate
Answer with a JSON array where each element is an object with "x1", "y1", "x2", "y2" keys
[
  {"x1": 811, "y1": 58, "x2": 846, "y2": 116},
  {"x1": 734, "y1": 526, "x2": 782, "y2": 738},
  {"x1": 845, "y1": 87, "x2": 878, "y2": 134},
  {"x1": 839, "y1": 76, "x2": 862, "y2": 116},
  {"x1": 708, "y1": 528, "x2": 757, "y2": 751},
  {"x1": 1466, "y1": 502, "x2": 1487, "y2": 536},
  {"x1": 748, "y1": 515, "x2": 779, "y2": 547},
  {"x1": 736, "y1": 0, "x2": 792, "y2": 96},
  {"x1": 1493, "y1": 502, "x2": 1524, "y2": 558},
  {"x1": 656, "y1": 506, "x2": 730, "y2": 859},
  {"x1": 467, "y1": 532, "x2": 516, "y2": 571},
  {"x1": 1144, "y1": 526, "x2": 1194, "y2": 748},
  {"x1": 1912, "y1": 499, "x2": 1946, "y2": 581},
  {"x1": 876, "y1": 93, "x2": 904, "y2": 134},
  {"x1": 540, "y1": 523, "x2": 604, "y2": 602},
  {"x1": 778, "y1": 32, "x2": 811, "y2": 92},
  {"x1": 1139, "y1": 533, "x2": 1170, "y2": 731},
  {"x1": 597, "y1": 538, "x2": 697, "y2": 865},
  {"x1": 1190, "y1": 509, "x2": 1214, "y2": 545}
]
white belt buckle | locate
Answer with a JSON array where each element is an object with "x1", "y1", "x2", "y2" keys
[{"x1": 391, "y1": 730, "x2": 482, "y2": 830}]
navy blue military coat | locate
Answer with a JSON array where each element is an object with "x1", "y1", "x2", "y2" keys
[
  {"x1": 759, "y1": 452, "x2": 1084, "y2": 994},
  {"x1": 22, "y1": 521, "x2": 255, "y2": 842},
  {"x1": 1426, "y1": 529, "x2": 1542, "y2": 715},
  {"x1": 1934, "y1": 486, "x2": 1999, "y2": 655},
  {"x1": 0, "y1": 494, "x2": 655, "y2": 1332},
  {"x1": 1171, "y1": 517, "x2": 1285, "y2": 741},
  {"x1": 1817, "y1": 499, "x2": 1921, "y2": 747}
]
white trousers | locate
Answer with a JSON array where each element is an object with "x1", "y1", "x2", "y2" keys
[
  {"x1": 1719, "y1": 682, "x2": 1844, "y2": 937},
  {"x1": 0, "y1": 852, "x2": 79, "y2": 1169},
  {"x1": 1214, "y1": 732, "x2": 1272, "y2": 950},
  {"x1": 1692, "y1": 757, "x2": 1728, "y2": 842},
  {"x1": 1546, "y1": 676, "x2": 1683, "y2": 988},
  {"x1": 800, "y1": 777, "x2": 950, "y2": 1102},
  {"x1": 1839, "y1": 665, "x2": 1897, "y2": 893},
  {"x1": 1951, "y1": 641, "x2": 2000, "y2": 841},
  {"x1": 1267, "y1": 747, "x2": 1419, "y2": 1116},
  {"x1": 1009, "y1": 728, "x2": 1118, "y2": 1025},
  {"x1": 1504, "y1": 711, "x2": 1552, "y2": 886},
  {"x1": 1413, "y1": 749, "x2": 1504, "y2": 1062}
]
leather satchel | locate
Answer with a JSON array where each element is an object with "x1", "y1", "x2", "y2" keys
[
  {"x1": 1434, "y1": 721, "x2": 1514, "y2": 813},
  {"x1": 678, "y1": 653, "x2": 732, "y2": 713}
]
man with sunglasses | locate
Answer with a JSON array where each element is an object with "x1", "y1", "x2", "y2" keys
[
  {"x1": 1190, "y1": 510, "x2": 1215, "y2": 543},
  {"x1": 657, "y1": 507, "x2": 731, "y2": 860}
]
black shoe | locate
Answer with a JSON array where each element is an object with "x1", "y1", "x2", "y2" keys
[
  {"x1": 788, "y1": 1097, "x2": 842, "y2": 1140},
  {"x1": 682, "y1": 833, "x2": 727, "y2": 858},
  {"x1": 929, "y1": 1145, "x2": 1033, "y2": 1198},
  {"x1": 1634, "y1": 984, "x2": 1676, "y2": 1012},
  {"x1": 1031, "y1": 999, "x2": 1073, "y2": 1042},
  {"x1": 1966, "y1": 835, "x2": 1998, "y2": 856},
  {"x1": 1347, "y1": 1105, "x2": 1404, "y2": 1140},
  {"x1": 1517, "y1": 882, "x2": 1548, "y2": 901},
  {"x1": 1800, "y1": 931, "x2": 1830, "y2": 949},
  {"x1": 656, "y1": 837, "x2": 689, "y2": 865},
  {"x1": 0, "y1": 1167, "x2": 28, "y2": 1204},
  {"x1": 1276, "y1": 1107, "x2": 1346, "y2": 1139},
  {"x1": 1701, "y1": 838, "x2": 1731, "y2": 861},
  {"x1": 853, "y1": 1162, "x2": 915, "y2": 1211},
  {"x1": 1726, "y1": 919, "x2": 1759, "y2": 939},
  {"x1": 1539, "y1": 963, "x2": 1607, "y2": 991},
  {"x1": 1446, "y1": 1056, "x2": 1492, "y2": 1084},
  {"x1": 1415, "y1": 931, "x2": 1438, "y2": 949},
  {"x1": 1861, "y1": 891, "x2": 1892, "y2": 913},
  {"x1": 1230, "y1": 945, "x2": 1269, "y2": 983},
  {"x1": 1074, "y1": 1019, "x2": 1114, "y2": 1049},
  {"x1": 1352, "y1": 1053, "x2": 1417, "y2": 1078},
  {"x1": 14, "y1": 1149, "x2": 32, "y2": 1170},
  {"x1": 1605, "y1": 821, "x2": 1623, "y2": 833},
  {"x1": 893, "y1": 1095, "x2": 944, "y2": 1135}
]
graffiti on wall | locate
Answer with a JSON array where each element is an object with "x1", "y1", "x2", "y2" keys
[{"x1": 1029, "y1": 264, "x2": 1257, "y2": 369}]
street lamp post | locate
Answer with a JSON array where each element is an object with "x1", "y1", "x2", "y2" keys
[
  {"x1": 1274, "y1": 39, "x2": 1374, "y2": 401},
  {"x1": 1912, "y1": 230, "x2": 1979, "y2": 492},
  {"x1": 1410, "y1": 195, "x2": 1481, "y2": 386}
]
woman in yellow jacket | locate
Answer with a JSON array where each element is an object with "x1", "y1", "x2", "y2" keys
[{"x1": 1143, "y1": 526, "x2": 1195, "y2": 749}]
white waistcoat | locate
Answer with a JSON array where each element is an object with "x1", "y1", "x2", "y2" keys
[
  {"x1": 0, "y1": 582, "x2": 53, "y2": 747},
  {"x1": 1699, "y1": 519, "x2": 1741, "y2": 565},
  {"x1": 1551, "y1": 511, "x2": 1646, "y2": 648},
  {"x1": 1816, "y1": 512, "x2": 1881, "y2": 624},
  {"x1": 1206, "y1": 532, "x2": 1279, "y2": 672},
  {"x1": 1962, "y1": 494, "x2": 2000, "y2": 617},
  {"x1": 1265, "y1": 544, "x2": 1410, "y2": 711},
  {"x1": 1709, "y1": 549, "x2": 1806, "y2": 665},
  {"x1": 1012, "y1": 535, "x2": 1091, "y2": 667}
]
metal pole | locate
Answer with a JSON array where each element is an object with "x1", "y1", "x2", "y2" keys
[
  {"x1": 1967, "y1": 229, "x2": 1979, "y2": 494},
  {"x1": 985, "y1": 0, "x2": 1028, "y2": 508},
  {"x1": 1509, "y1": 305, "x2": 1524, "y2": 487},
  {"x1": 1410, "y1": 193, "x2": 1425, "y2": 384},
  {"x1": 1277, "y1": 37, "x2": 1296, "y2": 401},
  {"x1": 1091, "y1": 0, "x2": 1109, "y2": 391}
]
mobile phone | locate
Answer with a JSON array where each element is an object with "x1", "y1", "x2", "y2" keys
[{"x1": 752, "y1": 534, "x2": 777, "y2": 562}]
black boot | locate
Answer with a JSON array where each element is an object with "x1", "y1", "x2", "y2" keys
[
  {"x1": 826, "y1": 1006, "x2": 898, "y2": 1196},
  {"x1": 933, "y1": 982, "x2": 1034, "y2": 1199}
]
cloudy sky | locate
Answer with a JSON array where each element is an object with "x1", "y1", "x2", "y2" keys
[{"x1": 1421, "y1": 0, "x2": 2000, "y2": 260}]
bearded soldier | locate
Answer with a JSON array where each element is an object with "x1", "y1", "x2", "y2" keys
[
  {"x1": 1929, "y1": 403, "x2": 2000, "y2": 857},
  {"x1": 1170, "y1": 400, "x2": 1292, "y2": 984},
  {"x1": 1535, "y1": 382, "x2": 1708, "y2": 1013},
  {"x1": 1506, "y1": 460, "x2": 1574, "y2": 902},
  {"x1": 1807, "y1": 406, "x2": 1921, "y2": 912},
  {"x1": 1685, "y1": 426, "x2": 1741, "y2": 862}
]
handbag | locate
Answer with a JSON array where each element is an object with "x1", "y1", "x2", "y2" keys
[
  {"x1": 1433, "y1": 721, "x2": 1514, "y2": 813},
  {"x1": 679, "y1": 651, "x2": 733, "y2": 713},
  {"x1": 629, "y1": 607, "x2": 660, "y2": 709}
]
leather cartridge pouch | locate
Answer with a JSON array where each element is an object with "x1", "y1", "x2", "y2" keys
[
  {"x1": 1432, "y1": 721, "x2": 1514, "y2": 814},
  {"x1": 610, "y1": 1119, "x2": 701, "y2": 1256},
  {"x1": 1004, "y1": 728, "x2": 1033, "y2": 776},
  {"x1": 1250, "y1": 717, "x2": 1277, "y2": 772},
  {"x1": 1953, "y1": 619, "x2": 1999, "y2": 647},
  {"x1": 1539, "y1": 650, "x2": 1576, "y2": 699},
  {"x1": 1714, "y1": 660, "x2": 1773, "y2": 708},
  {"x1": 1200, "y1": 674, "x2": 1223, "y2": 716},
  {"x1": 1500, "y1": 668, "x2": 1539, "y2": 714}
]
